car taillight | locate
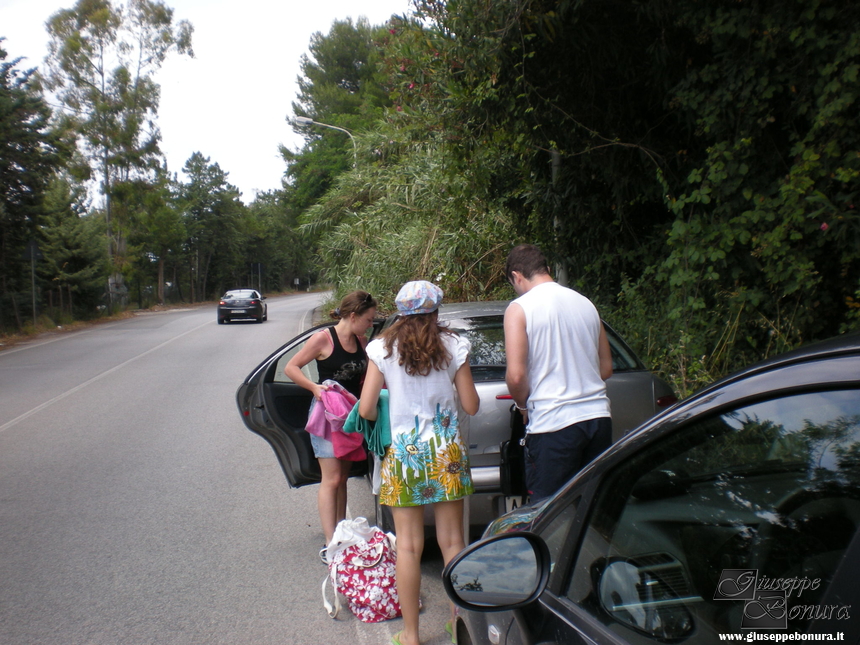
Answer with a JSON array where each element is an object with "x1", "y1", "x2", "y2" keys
[
  {"x1": 219, "y1": 300, "x2": 226, "y2": 305},
  {"x1": 250, "y1": 300, "x2": 259, "y2": 304},
  {"x1": 657, "y1": 395, "x2": 678, "y2": 408}
]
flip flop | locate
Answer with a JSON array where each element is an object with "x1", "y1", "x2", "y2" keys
[
  {"x1": 391, "y1": 632, "x2": 404, "y2": 645},
  {"x1": 445, "y1": 620, "x2": 456, "y2": 643}
]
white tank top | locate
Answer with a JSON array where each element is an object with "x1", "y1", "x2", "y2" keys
[{"x1": 512, "y1": 281, "x2": 611, "y2": 434}]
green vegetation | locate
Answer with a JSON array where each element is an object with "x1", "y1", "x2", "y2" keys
[{"x1": 2, "y1": 1, "x2": 859, "y2": 395}]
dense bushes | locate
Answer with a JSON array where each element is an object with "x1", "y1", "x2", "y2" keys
[{"x1": 305, "y1": 0, "x2": 860, "y2": 394}]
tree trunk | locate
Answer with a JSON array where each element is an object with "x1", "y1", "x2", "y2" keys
[
  {"x1": 11, "y1": 289, "x2": 22, "y2": 330},
  {"x1": 201, "y1": 251, "x2": 213, "y2": 301},
  {"x1": 157, "y1": 256, "x2": 165, "y2": 305},
  {"x1": 189, "y1": 263, "x2": 195, "y2": 303},
  {"x1": 173, "y1": 264, "x2": 183, "y2": 303}
]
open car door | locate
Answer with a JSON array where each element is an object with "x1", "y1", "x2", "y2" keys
[{"x1": 236, "y1": 322, "x2": 370, "y2": 487}]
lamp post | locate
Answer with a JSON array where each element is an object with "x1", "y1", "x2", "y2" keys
[{"x1": 294, "y1": 116, "x2": 357, "y2": 168}]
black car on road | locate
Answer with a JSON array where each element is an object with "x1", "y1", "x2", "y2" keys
[{"x1": 218, "y1": 289, "x2": 267, "y2": 324}]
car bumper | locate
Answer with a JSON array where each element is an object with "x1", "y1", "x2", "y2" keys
[{"x1": 219, "y1": 307, "x2": 263, "y2": 319}]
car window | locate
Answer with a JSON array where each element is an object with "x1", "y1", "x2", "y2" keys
[
  {"x1": 274, "y1": 337, "x2": 320, "y2": 384},
  {"x1": 444, "y1": 316, "x2": 507, "y2": 383},
  {"x1": 563, "y1": 388, "x2": 860, "y2": 642},
  {"x1": 604, "y1": 326, "x2": 645, "y2": 372},
  {"x1": 440, "y1": 315, "x2": 645, "y2": 380},
  {"x1": 224, "y1": 290, "x2": 255, "y2": 299}
]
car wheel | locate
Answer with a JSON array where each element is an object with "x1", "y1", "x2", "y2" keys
[{"x1": 218, "y1": 317, "x2": 225, "y2": 324}]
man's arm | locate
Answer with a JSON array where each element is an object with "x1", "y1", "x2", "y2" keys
[
  {"x1": 504, "y1": 302, "x2": 530, "y2": 413},
  {"x1": 598, "y1": 324, "x2": 613, "y2": 381}
]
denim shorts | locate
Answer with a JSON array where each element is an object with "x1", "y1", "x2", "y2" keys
[{"x1": 309, "y1": 432, "x2": 336, "y2": 459}]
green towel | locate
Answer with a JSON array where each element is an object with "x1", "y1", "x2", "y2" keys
[{"x1": 343, "y1": 389, "x2": 391, "y2": 457}]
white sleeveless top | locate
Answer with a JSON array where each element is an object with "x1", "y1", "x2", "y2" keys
[
  {"x1": 366, "y1": 333, "x2": 471, "y2": 442},
  {"x1": 511, "y1": 281, "x2": 611, "y2": 434}
]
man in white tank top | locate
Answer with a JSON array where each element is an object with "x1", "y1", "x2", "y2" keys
[{"x1": 503, "y1": 244, "x2": 613, "y2": 502}]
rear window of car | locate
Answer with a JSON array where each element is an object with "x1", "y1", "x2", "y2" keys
[
  {"x1": 441, "y1": 314, "x2": 646, "y2": 380},
  {"x1": 224, "y1": 290, "x2": 256, "y2": 299},
  {"x1": 379, "y1": 310, "x2": 648, "y2": 382},
  {"x1": 444, "y1": 316, "x2": 507, "y2": 382}
]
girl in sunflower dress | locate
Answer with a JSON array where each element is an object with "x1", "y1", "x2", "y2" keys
[{"x1": 359, "y1": 281, "x2": 479, "y2": 645}]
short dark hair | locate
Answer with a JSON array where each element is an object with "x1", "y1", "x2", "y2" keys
[{"x1": 505, "y1": 244, "x2": 550, "y2": 281}]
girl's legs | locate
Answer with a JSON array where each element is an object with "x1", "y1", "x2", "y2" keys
[
  {"x1": 434, "y1": 499, "x2": 467, "y2": 626},
  {"x1": 334, "y1": 459, "x2": 350, "y2": 526},
  {"x1": 317, "y1": 457, "x2": 352, "y2": 543},
  {"x1": 391, "y1": 505, "x2": 425, "y2": 645}
]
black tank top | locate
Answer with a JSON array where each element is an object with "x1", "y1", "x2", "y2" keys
[{"x1": 316, "y1": 327, "x2": 368, "y2": 397}]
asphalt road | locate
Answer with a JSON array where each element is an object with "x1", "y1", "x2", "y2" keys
[{"x1": 0, "y1": 293, "x2": 454, "y2": 645}]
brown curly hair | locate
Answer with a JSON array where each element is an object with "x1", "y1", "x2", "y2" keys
[{"x1": 380, "y1": 312, "x2": 457, "y2": 376}]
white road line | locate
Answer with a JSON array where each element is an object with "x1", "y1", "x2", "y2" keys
[
  {"x1": 297, "y1": 291, "x2": 329, "y2": 333},
  {"x1": 0, "y1": 319, "x2": 212, "y2": 433}
]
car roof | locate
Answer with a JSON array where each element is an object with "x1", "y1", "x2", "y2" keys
[{"x1": 437, "y1": 301, "x2": 508, "y2": 319}]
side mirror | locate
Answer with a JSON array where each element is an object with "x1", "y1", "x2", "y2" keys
[{"x1": 442, "y1": 532, "x2": 550, "y2": 612}]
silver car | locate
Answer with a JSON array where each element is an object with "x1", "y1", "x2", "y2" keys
[{"x1": 236, "y1": 301, "x2": 677, "y2": 531}]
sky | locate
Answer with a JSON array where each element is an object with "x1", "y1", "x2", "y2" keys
[{"x1": 0, "y1": 0, "x2": 411, "y2": 202}]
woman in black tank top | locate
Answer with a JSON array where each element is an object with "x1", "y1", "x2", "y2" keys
[
  {"x1": 316, "y1": 327, "x2": 367, "y2": 397},
  {"x1": 284, "y1": 291, "x2": 378, "y2": 551}
]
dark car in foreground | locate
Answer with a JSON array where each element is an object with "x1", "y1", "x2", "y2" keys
[
  {"x1": 442, "y1": 331, "x2": 860, "y2": 645},
  {"x1": 218, "y1": 289, "x2": 267, "y2": 323},
  {"x1": 237, "y1": 301, "x2": 676, "y2": 531}
]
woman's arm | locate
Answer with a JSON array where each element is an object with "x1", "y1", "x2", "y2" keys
[
  {"x1": 454, "y1": 362, "x2": 480, "y2": 416},
  {"x1": 284, "y1": 330, "x2": 331, "y2": 400},
  {"x1": 358, "y1": 361, "x2": 384, "y2": 421}
]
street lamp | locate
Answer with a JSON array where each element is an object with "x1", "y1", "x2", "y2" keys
[{"x1": 294, "y1": 116, "x2": 357, "y2": 168}]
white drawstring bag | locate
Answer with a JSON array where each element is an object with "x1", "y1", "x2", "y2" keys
[{"x1": 322, "y1": 517, "x2": 401, "y2": 622}]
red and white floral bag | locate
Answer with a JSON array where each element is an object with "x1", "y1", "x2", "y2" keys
[{"x1": 322, "y1": 517, "x2": 401, "y2": 623}]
